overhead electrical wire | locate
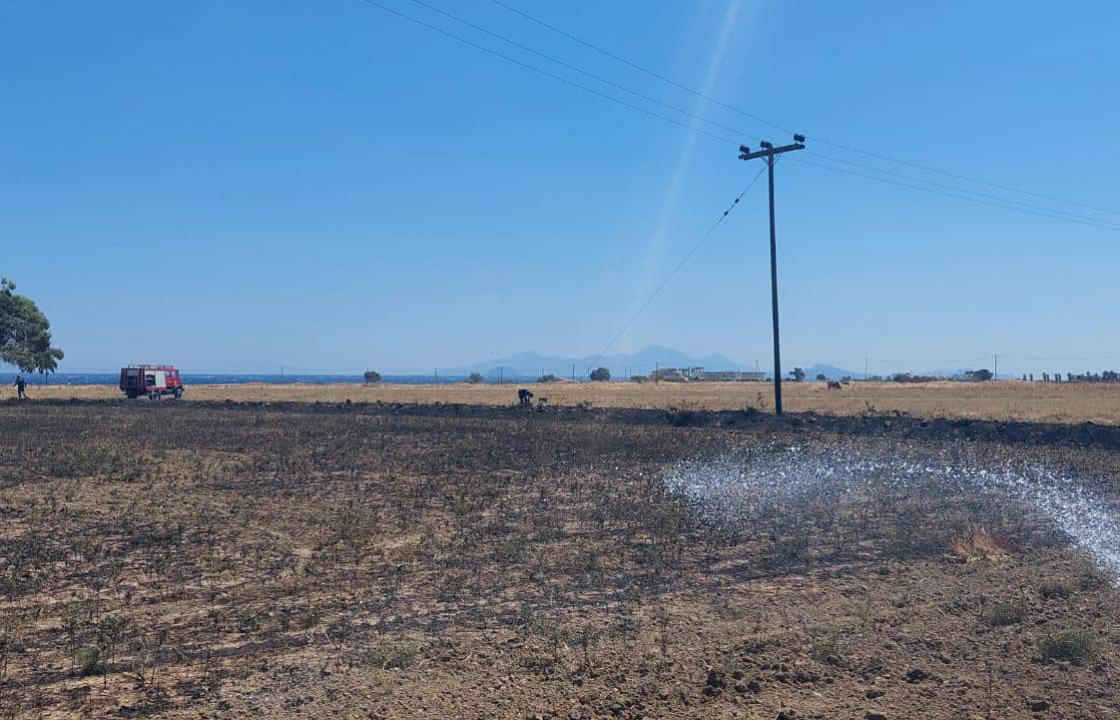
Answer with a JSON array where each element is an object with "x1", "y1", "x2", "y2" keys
[
  {"x1": 405, "y1": 0, "x2": 755, "y2": 142},
  {"x1": 790, "y1": 157, "x2": 1120, "y2": 232},
  {"x1": 489, "y1": 0, "x2": 795, "y2": 136},
  {"x1": 489, "y1": 0, "x2": 1120, "y2": 219},
  {"x1": 803, "y1": 151, "x2": 1120, "y2": 231},
  {"x1": 591, "y1": 163, "x2": 770, "y2": 364},
  {"x1": 362, "y1": 0, "x2": 1120, "y2": 234},
  {"x1": 358, "y1": 0, "x2": 738, "y2": 144}
]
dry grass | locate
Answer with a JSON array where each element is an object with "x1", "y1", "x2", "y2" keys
[
  {"x1": 950, "y1": 527, "x2": 1009, "y2": 561},
  {"x1": 17, "y1": 379, "x2": 1120, "y2": 424}
]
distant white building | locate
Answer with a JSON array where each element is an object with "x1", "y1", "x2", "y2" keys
[{"x1": 650, "y1": 367, "x2": 766, "y2": 382}]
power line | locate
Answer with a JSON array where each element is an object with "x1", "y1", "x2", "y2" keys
[
  {"x1": 807, "y1": 138, "x2": 1120, "y2": 218},
  {"x1": 1000, "y1": 353, "x2": 1120, "y2": 361},
  {"x1": 868, "y1": 356, "x2": 991, "y2": 365},
  {"x1": 591, "y1": 164, "x2": 769, "y2": 365},
  {"x1": 363, "y1": 1, "x2": 1120, "y2": 234},
  {"x1": 490, "y1": 0, "x2": 794, "y2": 136},
  {"x1": 358, "y1": 0, "x2": 737, "y2": 144},
  {"x1": 804, "y1": 151, "x2": 1120, "y2": 231},
  {"x1": 489, "y1": 0, "x2": 1120, "y2": 218},
  {"x1": 790, "y1": 157, "x2": 1120, "y2": 232},
  {"x1": 405, "y1": 0, "x2": 757, "y2": 142}
]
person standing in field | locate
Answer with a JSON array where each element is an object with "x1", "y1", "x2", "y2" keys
[{"x1": 14, "y1": 375, "x2": 26, "y2": 399}]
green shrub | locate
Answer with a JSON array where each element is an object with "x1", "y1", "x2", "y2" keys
[
  {"x1": 365, "y1": 641, "x2": 417, "y2": 670},
  {"x1": 75, "y1": 646, "x2": 104, "y2": 676},
  {"x1": 983, "y1": 601, "x2": 1027, "y2": 627},
  {"x1": 1038, "y1": 626, "x2": 1095, "y2": 664}
]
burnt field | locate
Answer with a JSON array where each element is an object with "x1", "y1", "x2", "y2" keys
[{"x1": 2, "y1": 402, "x2": 1120, "y2": 718}]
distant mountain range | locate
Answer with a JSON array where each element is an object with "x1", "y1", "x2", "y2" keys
[
  {"x1": 802, "y1": 364, "x2": 862, "y2": 380},
  {"x1": 397, "y1": 349, "x2": 1002, "y2": 381},
  {"x1": 441, "y1": 348, "x2": 875, "y2": 380},
  {"x1": 447, "y1": 346, "x2": 750, "y2": 378}
]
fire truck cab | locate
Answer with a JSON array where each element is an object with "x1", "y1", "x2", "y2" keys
[{"x1": 120, "y1": 365, "x2": 184, "y2": 400}]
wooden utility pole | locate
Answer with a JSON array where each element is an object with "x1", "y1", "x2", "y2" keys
[{"x1": 739, "y1": 135, "x2": 805, "y2": 415}]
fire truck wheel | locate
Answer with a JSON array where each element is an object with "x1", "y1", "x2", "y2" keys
[{"x1": 149, "y1": 391, "x2": 159, "y2": 401}]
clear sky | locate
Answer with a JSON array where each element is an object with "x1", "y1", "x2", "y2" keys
[{"x1": 2, "y1": 1, "x2": 1118, "y2": 375}]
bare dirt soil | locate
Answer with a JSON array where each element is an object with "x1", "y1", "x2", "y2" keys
[
  {"x1": 21, "y1": 379, "x2": 1120, "y2": 425},
  {"x1": 2, "y1": 401, "x2": 1119, "y2": 719}
]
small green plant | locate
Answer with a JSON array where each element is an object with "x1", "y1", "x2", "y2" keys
[
  {"x1": 1038, "y1": 626, "x2": 1095, "y2": 665},
  {"x1": 983, "y1": 601, "x2": 1027, "y2": 627},
  {"x1": 566, "y1": 623, "x2": 602, "y2": 669},
  {"x1": 233, "y1": 610, "x2": 262, "y2": 633},
  {"x1": 1074, "y1": 561, "x2": 1109, "y2": 591},
  {"x1": 809, "y1": 630, "x2": 842, "y2": 663},
  {"x1": 75, "y1": 646, "x2": 104, "y2": 676},
  {"x1": 365, "y1": 641, "x2": 417, "y2": 670}
]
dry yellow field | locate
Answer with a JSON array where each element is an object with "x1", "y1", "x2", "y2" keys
[{"x1": 18, "y1": 379, "x2": 1120, "y2": 424}]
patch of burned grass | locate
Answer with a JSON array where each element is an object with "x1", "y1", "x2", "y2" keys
[{"x1": 0, "y1": 403, "x2": 1116, "y2": 718}]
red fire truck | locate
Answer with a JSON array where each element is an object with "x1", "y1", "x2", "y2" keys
[{"x1": 119, "y1": 365, "x2": 185, "y2": 400}]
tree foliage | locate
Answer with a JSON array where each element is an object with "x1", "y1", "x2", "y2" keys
[
  {"x1": 788, "y1": 367, "x2": 806, "y2": 382},
  {"x1": 467, "y1": 372, "x2": 484, "y2": 384},
  {"x1": 363, "y1": 370, "x2": 382, "y2": 384},
  {"x1": 589, "y1": 367, "x2": 611, "y2": 382},
  {"x1": 0, "y1": 278, "x2": 63, "y2": 374}
]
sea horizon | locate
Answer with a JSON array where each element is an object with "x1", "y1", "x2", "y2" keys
[{"x1": 0, "y1": 371, "x2": 550, "y2": 386}]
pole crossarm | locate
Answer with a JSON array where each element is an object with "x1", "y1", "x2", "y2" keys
[{"x1": 739, "y1": 142, "x2": 805, "y2": 161}]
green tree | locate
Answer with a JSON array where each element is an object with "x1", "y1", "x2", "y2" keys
[
  {"x1": 0, "y1": 278, "x2": 63, "y2": 374},
  {"x1": 589, "y1": 367, "x2": 610, "y2": 382},
  {"x1": 363, "y1": 370, "x2": 382, "y2": 384},
  {"x1": 467, "y1": 372, "x2": 484, "y2": 384},
  {"x1": 788, "y1": 367, "x2": 806, "y2": 382},
  {"x1": 815, "y1": 373, "x2": 827, "y2": 382}
]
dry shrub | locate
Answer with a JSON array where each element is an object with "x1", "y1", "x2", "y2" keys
[{"x1": 949, "y1": 527, "x2": 1008, "y2": 561}]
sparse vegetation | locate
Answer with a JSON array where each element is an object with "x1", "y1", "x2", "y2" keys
[
  {"x1": 0, "y1": 401, "x2": 1116, "y2": 717},
  {"x1": 1040, "y1": 581, "x2": 1073, "y2": 600},
  {"x1": 984, "y1": 600, "x2": 1028, "y2": 627},
  {"x1": 1038, "y1": 626, "x2": 1096, "y2": 664},
  {"x1": 365, "y1": 641, "x2": 417, "y2": 670},
  {"x1": 363, "y1": 370, "x2": 382, "y2": 384}
]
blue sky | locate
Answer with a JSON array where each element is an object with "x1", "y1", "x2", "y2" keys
[{"x1": 2, "y1": 1, "x2": 1118, "y2": 375}]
